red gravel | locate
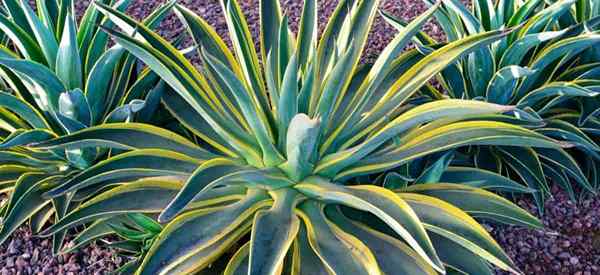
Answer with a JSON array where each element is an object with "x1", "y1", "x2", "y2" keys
[
  {"x1": 77, "y1": 0, "x2": 448, "y2": 63},
  {"x1": 0, "y1": 227, "x2": 124, "y2": 274},
  {"x1": 492, "y1": 185, "x2": 600, "y2": 275}
]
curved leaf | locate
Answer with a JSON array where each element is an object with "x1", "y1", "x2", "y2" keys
[
  {"x1": 400, "y1": 193, "x2": 518, "y2": 273},
  {"x1": 402, "y1": 183, "x2": 542, "y2": 228},
  {"x1": 31, "y1": 123, "x2": 216, "y2": 160},
  {"x1": 0, "y1": 92, "x2": 49, "y2": 129},
  {"x1": 439, "y1": 166, "x2": 535, "y2": 193},
  {"x1": 249, "y1": 189, "x2": 300, "y2": 275},
  {"x1": 297, "y1": 200, "x2": 381, "y2": 275},
  {"x1": 45, "y1": 149, "x2": 202, "y2": 197},
  {"x1": 138, "y1": 190, "x2": 270, "y2": 275},
  {"x1": 326, "y1": 207, "x2": 436, "y2": 275},
  {"x1": 339, "y1": 121, "x2": 564, "y2": 179},
  {"x1": 296, "y1": 177, "x2": 444, "y2": 273}
]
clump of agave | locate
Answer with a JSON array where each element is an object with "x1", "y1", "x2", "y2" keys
[
  {"x1": 0, "y1": 0, "x2": 172, "y2": 252},
  {"x1": 385, "y1": 0, "x2": 600, "y2": 211},
  {"x1": 14, "y1": 0, "x2": 578, "y2": 274}
]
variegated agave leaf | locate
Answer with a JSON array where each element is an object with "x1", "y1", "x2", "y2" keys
[
  {"x1": 0, "y1": 0, "x2": 173, "y2": 252},
  {"x1": 30, "y1": 0, "x2": 570, "y2": 274}
]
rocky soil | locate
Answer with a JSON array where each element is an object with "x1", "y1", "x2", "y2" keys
[{"x1": 492, "y1": 186, "x2": 600, "y2": 275}]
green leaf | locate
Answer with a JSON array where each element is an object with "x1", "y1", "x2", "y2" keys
[
  {"x1": 439, "y1": 166, "x2": 535, "y2": 193},
  {"x1": 128, "y1": 213, "x2": 162, "y2": 233},
  {"x1": 326, "y1": 207, "x2": 437, "y2": 275},
  {"x1": 2, "y1": 0, "x2": 33, "y2": 33},
  {"x1": 0, "y1": 13, "x2": 45, "y2": 62},
  {"x1": 536, "y1": 148, "x2": 594, "y2": 193},
  {"x1": 276, "y1": 16, "x2": 293, "y2": 86},
  {"x1": 442, "y1": 0, "x2": 484, "y2": 35},
  {"x1": 314, "y1": 43, "x2": 355, "y2": 126},
  {"x1": 400, "y1": 192, "x2": 518, "y2": 273},
  {"x1": 338, "y1": 121, "x2": 565, "y2": 179},
  {"x1": 317, "y1": 100, "x2": 514, "y2": 177},
  {"x1": 0, "y1": 173, "x2": 58, "y2": 244},
  {"x1": 138, "y1": 190, "x2": 270, "y2": 275},
  {"x1": 498, "y1": 147, "x2": 549, "y2": 199},
  {"x1": 473, "y1": 0, "x2": 498, "y2": 30},
  {"x1": 317, "y1": 0, "x2": 380, "y2": 84},
  {"x1": 279, "y1": 114, "x2": 320, "y2": 181},
  {"x1": 259, "y1": 0, "x2": 283, "y2": 65},
  {"x1": 224, "y1": 242, "x2": 250, "y2": 275},
  {"x1": 77, "y1": 0, "x2": 107, "y2": 56},
  {"x1": 0, "y1": 58, "x2": 66, "y2": 111},
  {"x1": 61, "y1": 215, "x2": 130, "y2": 254},
  {"x1": 518, "y1": 82, "x2": 599, "y2": 108},
  {"x1": 429, "y1": 232, "x2": 493, "y2": 275},
  {"x1": 486, "y1": 66, "x2": 535, "y2": 105},
  {"x1": 158, "y1": 158, "x2": 245, "y2": 222},
  {"x1": 18, "y1": 0, "x2": 58, "y2": 67},
  {"x1": 0, "y1": 151, "x2": 59, "y2": 167},
  {"x1": 291, "y1": 222, "x2": 329, "y2": 275},
  {"x1": 220, "y1": 0, "x2": 269, "y2": 118},
  {"x1": 29, "y1": 203, "x2": 53, "y2": 234},
  {"x1": 296, "y1": 177, "x2": 444, "y2": 273},
  {"x1": 174, "y1": 4, "x2": 238, "y2": 72},
  {"x1": 39, "y1": 180, "x2": 183, "y2": 237},
  {"x1": 516, "y1": 0, "x2": 576, "y2": 38},
  {"x1": 517, "y1": 33, "x2": 600, "y2": 98},
  {"x1": 506, "y1": 0, "x2": 544, "y2": 28},
  {"x1": 297, "y1": 200, "x2": 381, "y2": 275},
  {"x1": 0, "y1": 129, "x2": 57, "y2": 149},
  {"x1": 97, "y1": 5, "x2": 263, "y2": 165},
  {"x1": 277, "y1": 55, "x2": 299, "y2": 150},
  {"x1": 537, "y1": 120, "x2": 600, "y2": 157},
  {"x1": 414, "y1": 150, "x2": 455, "y2": 184},
  {"x1": 499, "y1": 30, "x2": 567, "y2": 68},
  {"x1": 402, "y1": 183, "x2": 542, "y2": 228},
  {"x1": 0, "y1": 92, "x2": 49, "y2": 129},
  {"x1": 51, "y1": 192, "x2": 73, "y2": 254},
  {"x1": 55, "y1": 14, "x2": 82, "y2": 90},
  {"x1": 249, "y1": 189, "x2": 300, "y2": 275},
  {"x1": 296, "y1": 0, "x2": 316, "y2": 73},
  {"x1": 379, "y1": 9, "x2": 437, "y2": 46},
  {"x1": 45, "y1": 149, "x2": 201, "y2": 197},
  {"x1": 161, "y1": 88, "x2": 238, "y2": 158},
  {"x1": 203, "y1": 51, "x2": 283, "y2": 166},
  {"x1": 168, "y1": 220, "x2": 252, "y2": 274},
  {"x1": 58, "y1": 89, "x2": 92, "y2": 126},
  {"x1": 333, "y1": 28, "x2": 515, "y2": 149},
  {"x1": 31, "y1": 123, "x2": 216, "y2": 160},
  {"x1": 85, "y1": 46, "x2": 125, "y2": 123}
]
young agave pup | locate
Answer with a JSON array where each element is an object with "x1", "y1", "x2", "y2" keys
[
  {"x1": 0, "y1": 0, "x2": 172, "y2": 252},
  {"x1": 34, "y1": 0, "x2": 570, "y2": 274}
]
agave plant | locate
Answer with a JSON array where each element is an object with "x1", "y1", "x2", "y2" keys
[
  {"x1": 384, "y1": 0, "x2": 600, "y2": 210},
  {"x1": 0, "y1": 0, "x2": 174, "y2": 251},
  {"x1": 24, "y1": 0, "x2": 574, "y2": 274}
]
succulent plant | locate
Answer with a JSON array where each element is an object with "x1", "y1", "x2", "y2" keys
[
  {"x1": 22, "y1": 0, "x2": 577, "y2": 274},
  {"x1": 384, "y1": 0, "x2": 600, "y2": 211},
  {"x1": 0, "y1": 0, "x2": 172, "y2": 251}
]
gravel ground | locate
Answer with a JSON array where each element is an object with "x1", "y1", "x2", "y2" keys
[
  {"x1": 2, "y1": 1, "x2": 598, "y2": 274},
  {"x1": 77, "y1": 0, "x2": 447, "y2": 63},
  {"x1": 492, "y1": 186, "x2": 600, "y2": 275},
  {"x1": 0, "y1": 227, "x2": 125, "y2": 274}
]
